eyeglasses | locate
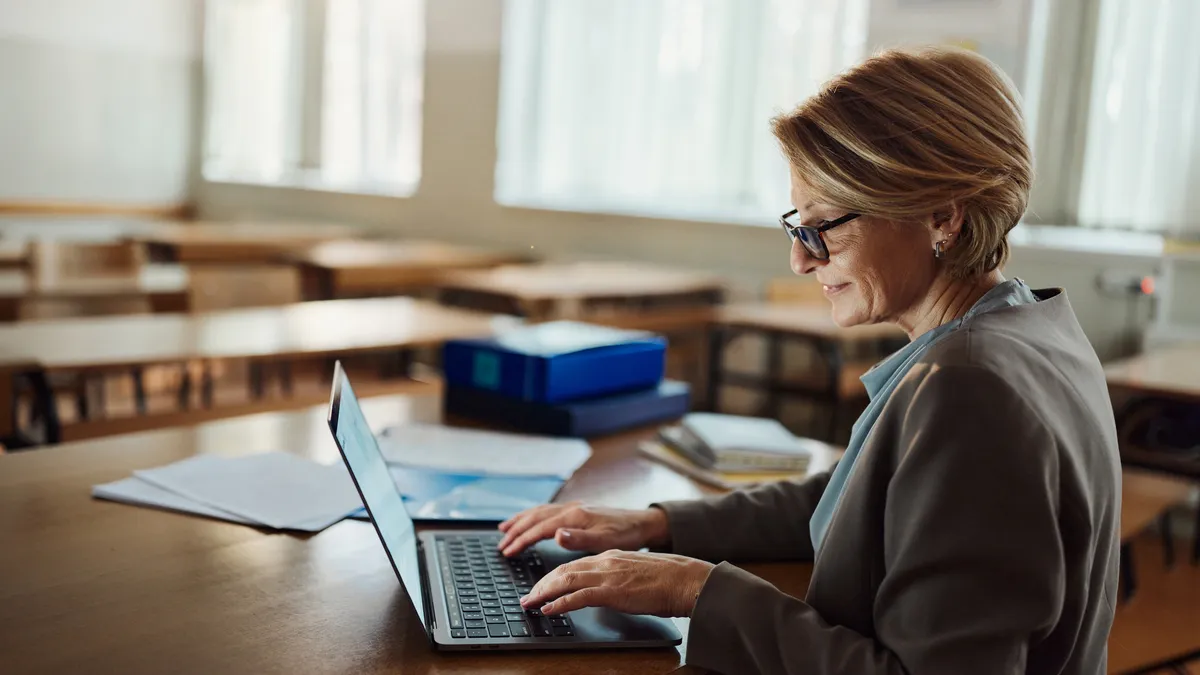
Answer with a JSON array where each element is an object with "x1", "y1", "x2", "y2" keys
[{"x1": 780, "y1": 209, "x2": 862, "y2": 261}]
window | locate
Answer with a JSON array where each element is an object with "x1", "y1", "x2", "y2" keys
[
  {"x1": 495, "y1": 0, "x2": 869, "y2": 223},
  {"x1": 202, "y1": 0, "x2": 425, "y2": 195},
  {"x1": 1075, "y1": 0, "x2": 1200, "y2": 234}
]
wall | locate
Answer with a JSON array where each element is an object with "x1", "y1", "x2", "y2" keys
[
  {"x1": 198, "y1": 0, "x2": 1158, "y2": 361},
  {"x1": 0, "y1": 0, "x2": 201, "y2": 207}
]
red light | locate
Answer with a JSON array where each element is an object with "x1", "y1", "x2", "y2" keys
[{"x1": 1140, "y1": 277, "x2": 1155, "y2": 295}]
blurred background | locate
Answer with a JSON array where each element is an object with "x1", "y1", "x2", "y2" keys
[{"x1": 1, "y1": 2, "x2": 1199, "y2": 672}]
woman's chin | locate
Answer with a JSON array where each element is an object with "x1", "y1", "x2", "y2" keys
[{"x1": 829, "y1": 301, "x2": 866, "y2": 328}]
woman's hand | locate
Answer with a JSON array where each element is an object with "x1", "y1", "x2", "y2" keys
[
  {"x1": 496, "y1": 502, "x2": 670, "y2": 557},
  {"x1": 520, "y1": 550, "x2": 714, "y2": 618}
]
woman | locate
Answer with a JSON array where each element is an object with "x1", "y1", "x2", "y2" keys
[{"x1": 497, "y1": 46, "x2": 1121, "y2": 675}]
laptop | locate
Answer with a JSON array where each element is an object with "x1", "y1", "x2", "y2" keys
[{"x1": 325, "y1": 361, "x2": 682, "y2": 651}]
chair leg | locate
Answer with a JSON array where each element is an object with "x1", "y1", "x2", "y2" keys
[
  {"x1": 1161, "y1": 512, "x2": 1175, "y2": 568},
  {"x1": 131, "y1": 367, "x2": 147, "y2": 415}
]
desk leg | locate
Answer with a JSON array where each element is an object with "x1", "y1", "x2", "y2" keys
[
  {"x1": 201, "y1": 361, "x2": 215, "y2": 409},
  {"x1": 1119, "y1": 541, "x2": 1136, "y2": 602},
  {"x1": 766, "y1": 331, "x2": 784, "y2": 421},
  {"x1": 279, "y1": 361, "x2": 294, "y2": 397},
  {"x1": 705, "y1": 327, "x2": 725, "y2": 412},
  {"x1": 249, "y1": 362, "x2": 265, "y2": 400},
  {"x1": 1193, "y1": 500, "x2": 1200, "y2": 565},
  {"x1": 817, "y1": 340, "x2": 845, "y2": 443},
  {"x1": 26, "y1": 369, "x2": 60, "y2": 445},
  {"x1": 178, "y1": 363, "x2": 193, "y2": 410},
  {"x1": 131, "y1": 367, "x2": 147, "y2": 415},
  {"x1": 75, "y1": 375, "x2": 90, "y2": 422}
]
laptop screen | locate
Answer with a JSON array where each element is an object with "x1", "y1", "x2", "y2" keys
[{"x1": 327, "y1": 365, "x2": 426, "y2": 627}]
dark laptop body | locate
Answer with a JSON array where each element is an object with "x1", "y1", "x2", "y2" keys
[{"x1": 325, "y1": 361, "x2": 682, "y2": 651}]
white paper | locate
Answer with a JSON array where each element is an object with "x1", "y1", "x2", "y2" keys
[
  {"x1": 132, "y1": 452, "x2": 362, "y2": 531},
  {"x1": 377, "y1": 423, "x2": 592, "y2": 479},
  {"x1": 91, "y1": 476, "x2": 342, "y2": 532}
]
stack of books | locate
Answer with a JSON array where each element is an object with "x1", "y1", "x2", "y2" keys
[
  {"x1": 441, "y1": 320, "x2": 691, "y2": 437},
  {"x1": 639, "y1": 412, "x2": 828, "y2": 490}
]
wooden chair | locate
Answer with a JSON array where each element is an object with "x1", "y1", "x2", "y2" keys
[
  {"x1": 1118, "y1": 469, "x2": 1196, "y2": 601},
  {"x1": 185, "y1": 264, "x2": 302, "y2": 312}
]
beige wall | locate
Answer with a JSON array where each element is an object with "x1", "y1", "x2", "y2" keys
[
  {"x1": 197, "y1": 0, "x2": 1161, "y2": 362},
  {"x1": 0, "y1": 0, "x2": 200, "y2": 206}
]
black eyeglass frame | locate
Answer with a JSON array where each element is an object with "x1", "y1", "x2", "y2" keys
[{"x1": 779, "y1": 209, "x2": 862, "y2": 260}]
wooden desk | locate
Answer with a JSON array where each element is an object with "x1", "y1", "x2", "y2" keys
[
  {"x1": 708, "y1": 303, "x2": 908, "y2": 441},
  {"x1": 0, "y1": 394, "x2": 823, "y2": 674},
  {"x1": 140, "y1": 221, "x2": 356, "y2": 264},
  {"x1": 0, "y1": 239, "x2": 27, "y2": 269},
  {"x1": 293, "y1": 239, "x2": 530, "y2": 300},
  {"x1": 1117, "y1": 470, "x2": 1196, "y2": 601},
  {"x1": 0, "y1": 298, "x2": 518, "y2": 443},
  {"x1": 1106, "y1": 344, "x2": 1200, "y2": 403},
  {"x1": 0, "y1": 267, "x2": 190, "y2": 321},
  {"x1": 438, "y1": 261, "x2": 726, "y2": 320}
]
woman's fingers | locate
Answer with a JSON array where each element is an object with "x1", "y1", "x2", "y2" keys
[
  {"x1": 521, "y1": 565, "x2": 606, "y2": 610},
  {"x1": 540, "y1": 586, "x2": 610, "y2": 616},
  {"x1": 496, "y1": 503, "x2": 572, "y2": 551},
  {"x1": 501, "y1": 512, "x2": 580, "y2": 557}
]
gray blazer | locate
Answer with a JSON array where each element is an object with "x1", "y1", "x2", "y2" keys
[{"x1": 655, "y1": 288, "x2": 1121, "y2": 675}]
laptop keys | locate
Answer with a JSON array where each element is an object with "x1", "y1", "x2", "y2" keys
[
  {"x1": 509, "y1": 622, "x2": 530, "y2": 637},
  {"x1": 487, "y1": 624, "x2": 510, "y2": 638},
  {"x1": 466, "y1": 628, "x2": 488, "y2": 638},
  {"x1": 484, "y1": 616, "x2": 506, "y2": 624},
  {"x1": 451, "y1": 629, "x2": 467, "y2": 639}
]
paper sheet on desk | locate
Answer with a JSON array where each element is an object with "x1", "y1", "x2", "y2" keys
[
  {"x1": 91, "y1": 476, "x2": 342, "y2": 532},
  {"x1": 132, "y1": 452, "x2": 361, "y2": 531},
  {"x1": 377, "y1": 423, "x2": 592, "y2": 479}
]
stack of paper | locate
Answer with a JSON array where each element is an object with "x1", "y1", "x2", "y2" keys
[{"x1": 92, "y1": 452, "x2": 363, "y2": 532}]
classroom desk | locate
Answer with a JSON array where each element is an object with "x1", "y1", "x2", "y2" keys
[
  {"x1": 1106, "y1": 343, "x2": 1200, "y2": 404},
  {"x1": 0, "y1": 239, "x2": 27, "y2": 269},
  {"x1": 0, "y1": 298, "x2": 518, "y2": 443},
  {"x1": 293, "y1": 239, "x2": 531, "y2": 301},
  {"x1": 0, "y1": 267, "x2": 191, "y2": 321},
  {"x1": 438, "y1": 261, "x2": 726, "y2": 320},
  {"x1": 707, "y1": 302, "x2": 907, "y2": 440},
  {"x1": 0, "y1": 394, "x2": 829, "y2": 675},
  {"x1": 140, "y1": 221, "x2": 356, "y2": 264}
]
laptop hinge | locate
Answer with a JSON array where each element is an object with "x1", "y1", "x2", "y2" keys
[{"x1": 416, "y1": 540, "x2": 437, "y2": 636}]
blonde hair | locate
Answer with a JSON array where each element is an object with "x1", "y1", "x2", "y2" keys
[{"x1": 771, "y1": 46, "x2": 1031, "y2": 278}]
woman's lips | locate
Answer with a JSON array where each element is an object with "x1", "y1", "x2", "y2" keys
[{"x1": 822, "y1": 282, "x2": 850, "y2": 296}]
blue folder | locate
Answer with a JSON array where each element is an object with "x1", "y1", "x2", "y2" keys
[
  {"x1": 350, "y1": 466, "x2": 564, "y2": 524},
  {"x1": 442, "y1": 320, "x2": 667, "y2": 403},
  {"x1": 444, "y1": 379, "x2": 691, "y2": 437}
]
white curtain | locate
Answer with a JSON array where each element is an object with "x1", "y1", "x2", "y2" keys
[
  {"x1": 1077, "y1": 0, "x2": 1200, "y2": 234},
  {"x1": 495, "y1": 0, "x2": 869, "y2": 222},
  {"x1": 203, "y1": 0, "x2": 424, "y2": 192}
]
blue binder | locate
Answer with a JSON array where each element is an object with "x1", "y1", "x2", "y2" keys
[
  {"x1": 442, "y1": 320, "x2": 667, "y2": 403},
  {"x1": 444, "y1": 380, "x2": 692, "y2": 438}
]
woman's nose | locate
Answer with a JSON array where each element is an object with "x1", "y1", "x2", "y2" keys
[{"x1": 790, "y1": 239, "x2": 824, "y2": 276}]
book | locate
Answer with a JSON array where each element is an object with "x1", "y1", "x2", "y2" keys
[
  {"x1": 636, "y1": 440, "x2": 807, "y2": 491},
  {"x1": 672, "y1": 412, "x2": 818, "y2": 472}
]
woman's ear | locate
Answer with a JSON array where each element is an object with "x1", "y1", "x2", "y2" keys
[{"x1": 930, "y1": 202, "x2": 966, "y2": 248}]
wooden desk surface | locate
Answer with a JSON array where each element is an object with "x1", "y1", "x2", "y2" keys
[
  {"x1": 0, "y1": 266, "x2": 189, "y2": 299},
  {"x1": 141, "y1": 221, "x2": 358, "y2": 263},
  {"x1": 717, "y1": 302, "x2": 906, "y2": 342},
  {"x1": 296, "y1": 239, "x2": 530, "y2": 295},
  {"x1": 441, "y1": 262, "x2": 726, "y2": 301},
  {"x1": 0, "y1": 297, "x2": 517, "y2": 370},
  {"x1": 1105, "y1": 343, "x2": 1200, "y2": 402},
  {"x1": 0, "y1": 394, "x2": 823, "y2": 674}
]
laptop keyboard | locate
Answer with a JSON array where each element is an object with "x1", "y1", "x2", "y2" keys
[{"x1": 436, "y1": 534, "x2": 575, "y2": 640}]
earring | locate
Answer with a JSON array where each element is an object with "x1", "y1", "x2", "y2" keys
[{"x1": 934, "y1": 240, "x2": 945, "y2": 259}]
